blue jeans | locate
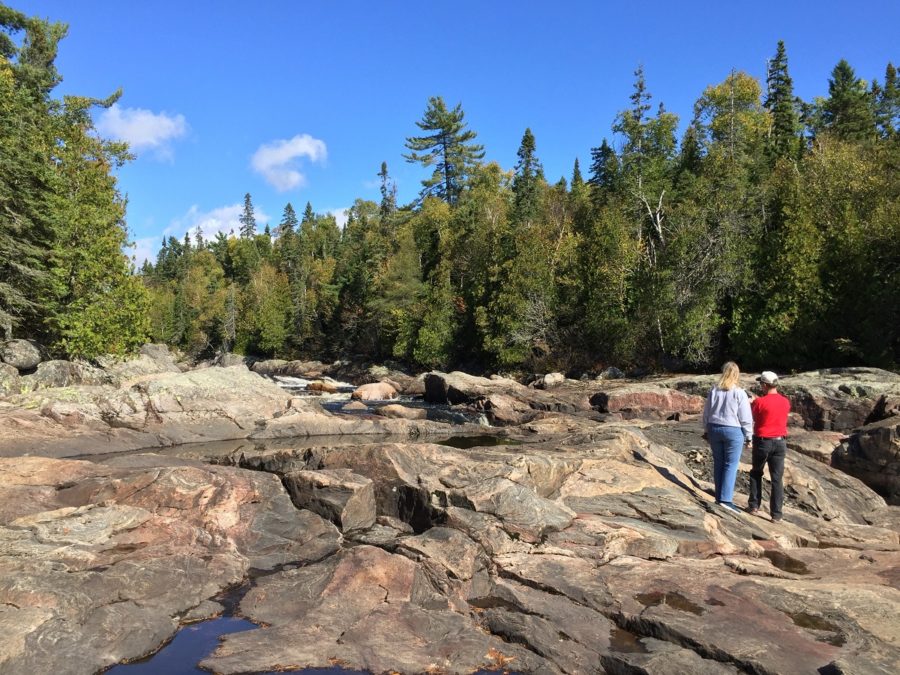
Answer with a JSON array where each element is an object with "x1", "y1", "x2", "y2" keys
[{"x1": 708, "y1": 424, "x2": 744, "y2": 504}]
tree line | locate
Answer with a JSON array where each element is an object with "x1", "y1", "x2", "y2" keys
[
  {"x1": 2, "y1": 3, "x2": 898, "y2": 372},
  {"x1": 1, "y1": 5, "x2": 148, "y2": 358}
]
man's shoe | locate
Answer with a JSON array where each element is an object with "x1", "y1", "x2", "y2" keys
[
  {"x1": 746, "y1": 507, "x2": 759, "y2": 515},
  {"x1": 771, "y1": 515, "x2": 783, "y2": 523}
]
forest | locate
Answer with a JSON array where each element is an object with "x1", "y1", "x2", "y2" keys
[{"x1": 2, "y1": 4, "x2": 899, "y2": 374}]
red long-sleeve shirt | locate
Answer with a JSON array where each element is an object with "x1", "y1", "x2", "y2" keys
[{"x1": 750, "y1": 391, "x2": 791, "y2": 438}]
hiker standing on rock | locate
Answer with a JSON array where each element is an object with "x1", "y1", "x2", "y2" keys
[
  {"x1": 747, "y1": 371, "x2": 791, "y2": 522},
  {"x1": 702, "y1": 361, "x2": 754, "y2": 513}
]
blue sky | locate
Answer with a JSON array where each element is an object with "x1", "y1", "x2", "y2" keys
[{"x1": 13, "y1": 0, "x2": 900, "y2": 265}]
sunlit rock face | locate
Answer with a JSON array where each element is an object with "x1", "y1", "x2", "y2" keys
[{"x1": 0, "y1": 364, "x2": 898, "y2": 674}]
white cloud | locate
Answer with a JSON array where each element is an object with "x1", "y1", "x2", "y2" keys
[
  {"x1": 329, "y1": 208, "x2": 349, "y2": 229},
  {"x1": 129, "y1": 236, "x2": 159, "y2": 268},
  {"x1": 251, "y1": 134, "x2": 327, "y2": 191},
  {"x1": 96, "y1": 104, "x2": 188, "y2": 159}
]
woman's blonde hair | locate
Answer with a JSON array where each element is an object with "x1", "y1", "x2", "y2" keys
[{"x1": 717, "y1": 361, "x2": 741, "y2": 390}]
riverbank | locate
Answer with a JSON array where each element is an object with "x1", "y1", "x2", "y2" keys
[{"x1": 0, "y1": 347, "x2": 898, "y2": 673}]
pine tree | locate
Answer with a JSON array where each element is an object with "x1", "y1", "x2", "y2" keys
[
  {"x1": 378, "y1": 161, "x2": 397, "y2": 218},
  {"x1": 874, "y1": 63, "x2": 900, "y2": 138},
  {"x1": 765, "y1": 41, "x2": 801, "y2": 160},
  {"x1": 588, "y1": 138, "x2": 619, "y2": 200},
  {"x1": 279, "y1": 203, "x2": 298, "y2": 235},
  {"x1": 823, "y1": 60, "x2": 876, "y2": 142},
  {"x1": 0, "y1": 8, "x2": 59, "y2": 338},
  {"x1": 302, "y1": 201, "x2": 315, "y2": 225},
  {"x1": 1, "y1": 6, "x2": 149, "y2": 354},
  {"x1": 511, "y1": 128, "x2": 544, "y2": 224},
  {"x1": 571, "y1": 158, "x2": 584, "y2": 190},
  {"x1": 404, "y1": 96, "x2": 485, "y2": 204},
  {"x1": 239, "y1": 193, "x2": 256, "y2": 238}
]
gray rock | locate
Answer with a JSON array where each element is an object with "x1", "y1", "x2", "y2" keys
[
  {"x1": 21, "y1": 360, "x2": 111, "y2": 390},
  {"x1": 536, "y1": 372, "x2": 566, "y2": 389},
  {"x1": 215, "y1": 352, "x2": 246, "y2": 368},
  {"x1": 283, "y1": 469, "x2": 376, "y2": 533},
  {"x1": 0, "y1": 362, "x2": 19, "y2": 396},
  {"x1": 0, "y1": 339, "x2": 41, "y2": 371},
  {"x1": 833, "y1": 416, "x2": 900, "y2": 504},
  {"x1": 0, "y1": 456, "x2": 341, "y2": 675},
  {"x1": 201, "y1": 546, "x2": 549, "y2": 675}
]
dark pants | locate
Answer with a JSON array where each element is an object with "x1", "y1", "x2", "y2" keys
[{"x1": 748, "y1": 436, "x2": 786, "y2": 518}]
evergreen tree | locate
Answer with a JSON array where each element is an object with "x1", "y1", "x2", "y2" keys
[
  {"x1": 571, "y1": 158, "x2": 584, "y2": 190},
  {"x1": 302, "y1": 201, "x2": 315, "y2": 225},
  {"x1": 511, "y1": 128, "x2": 544, "y2": 224},
  {"x1": 279, "y1": 202, "x2": 298, "y2": 234},
  {"x1": 588, "y1": 139, "x2": 619, "y2": 202},
  {"x1": 874, "y1": 63, "x2": 900, "y2": 138},
  {"x1": 239, "y1": 192, "x2": 256, "y2": 238},
  {"x1": 765, "y1": 41, "x2": 801, "y2": 160},
  {"x1": 1, "y1": 6, "x2": 149, "y2": 355},
  {"x1": 378, "y1": 161, "x2": 397, "y2": 219},
  {"x1": 404, "y1": 96, "x2": 485, "y2": 204},
  {"x1": 823, "y1": 59, "x2": 876, "y2": 142}
]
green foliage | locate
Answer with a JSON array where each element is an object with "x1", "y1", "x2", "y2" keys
[
  {"x1": 764, "y1": 41, "x2": 801, "y2": 160},
  {"x1": 822, "y1": 60, "x2": 876, "y2": 142},
  {"x1": 13, "y1": 5, "x2": 896, "y2": 374},
  {"x1": 404, "y1": 96, "x2": 485, "y2": 205},
  {"x1": 0, "y1": 7, "x2": 149, "y2": 356}
]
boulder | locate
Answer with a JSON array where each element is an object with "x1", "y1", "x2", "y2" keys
[
  {"x1": 284, "y1": 469, "x2": 376, "y2": 533},
  {"x1": 787, "y1": 429, "x2": 844, "y2": 464},
  {"x1": 350, "y1": 381, "x2": 398, "y2": 401},
  {"x1": 251, "y1": 359, "x2": 328, "y2": 379},
  {"x1": 342, "y1": 400, "x2": 369, "y2": 412},
  {"x1": 96, "y1": 344, "x2": 183, "y2": 382},
  {"x1": 590, "y1": 384, "x2": 705, "y2": 418},
  {"x1": 832, "y1": 416, "x2": 900, "y2": 504},
  {"x1": 0, "y1": 339, "x2": 41, "y2": 371},
  {"x1": 375, "y1": 404, "x2": 427, "y2": 420},
  {"x1": 473, "y1": 393, "x2": 535, "y2": 426},
  {"x1": 307, "y1": 379, "x2": 339, "y2": 393},
  {"x1": 21, "y1": 360, "x2": 110, "y2": 390},
  {"x1": 779, "y1": 368, "x2": 900, "y2": 431},
  {"x1": 215, "y1": 352, "x2": 246, "y2": 368},
  {"x1": 0, "y1": 363, "x2": 19, "y2": 396},
  {"x1": 534, "y1": 372, "x2": 566, "y2": 389},
  {"x1": 424, "y1": 371, "x2": 518, "y2": 405}
]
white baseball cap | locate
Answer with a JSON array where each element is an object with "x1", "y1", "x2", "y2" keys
[{"x1": 757, "y1": 371, "x2": 778, "y2": 385}]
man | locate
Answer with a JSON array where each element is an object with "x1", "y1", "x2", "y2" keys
[{"x1": 748, "y1": 371, "x2": 791, "y2": 522}]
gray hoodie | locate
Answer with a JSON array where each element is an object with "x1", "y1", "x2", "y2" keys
[{"x1": 702, "y1": 386, "x2": 753, "y2": 441}]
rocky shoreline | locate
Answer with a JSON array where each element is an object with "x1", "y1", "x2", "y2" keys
[{"x1": 0, "y1": 345, "x2": 898, "y2": 674}]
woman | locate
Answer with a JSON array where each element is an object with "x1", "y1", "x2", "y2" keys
[{"x1": 702, "y1": 361, "x2": 753, "y2": 512}]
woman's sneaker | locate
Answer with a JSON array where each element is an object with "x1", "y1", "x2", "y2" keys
[{"x1": 720, "y1": 502, "x2": 742, "y2": 513}]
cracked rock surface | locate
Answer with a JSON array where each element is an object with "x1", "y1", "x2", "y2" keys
[{"x1": 0, "y1": 360, "x2": 898, "y2": 674}]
